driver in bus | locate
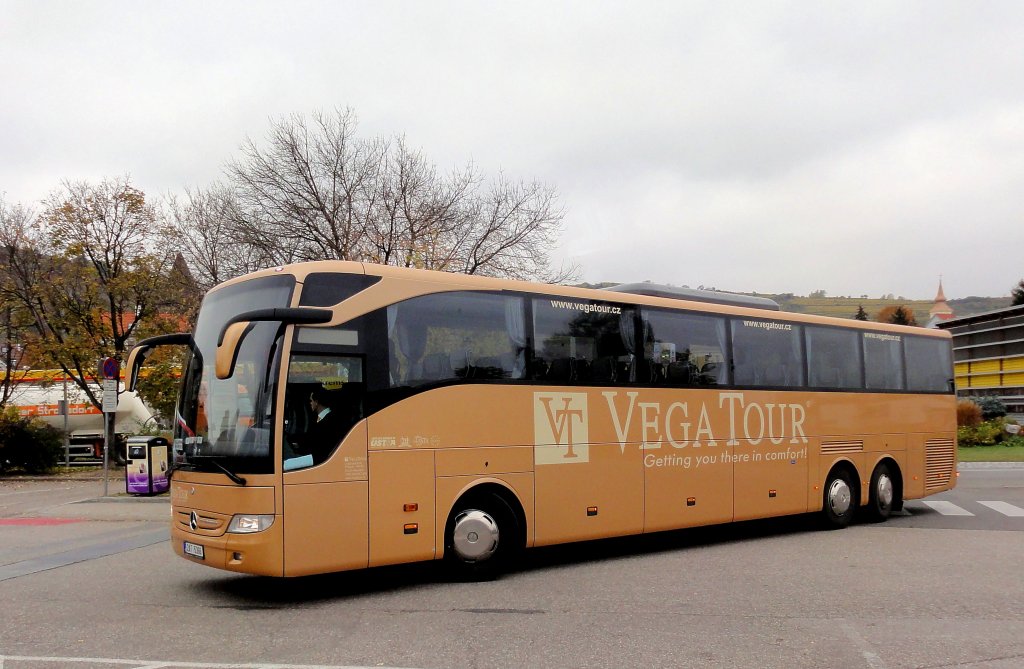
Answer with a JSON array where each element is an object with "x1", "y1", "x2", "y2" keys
[{"x1": 284, "y1": 386, "x2": 346, "y2": 470}]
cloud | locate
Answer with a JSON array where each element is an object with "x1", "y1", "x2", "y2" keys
[{"x1": 2, "y1": 1, "x2": 1022, "y2": 298}]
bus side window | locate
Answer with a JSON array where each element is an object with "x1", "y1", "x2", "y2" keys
[
  {"x1": 532, "y1": 299, "x2": 635, "y2": 385},
  {"x1": 731, "y1": 319, "x2": 805, "y2": 388},
  {"x1": 283, "y1": 354, "x2": 364, "y2": 470},
  {"x1": 864, "y1": 333, "x2": 905, "y2": 390},
  {"x1": 905, "y1": 335, "x2": 953, "y2": 392},
  {"x1": 806, "y1": 326, "x2": 863, "y2": 390},
  {"x1": 387, "y1": 292, "x2": 527, "y2": 387},
  {"x1": 641, "y1": 309, "x2": 729, "y2": 386}
]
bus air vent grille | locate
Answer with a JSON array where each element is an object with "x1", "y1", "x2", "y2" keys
[
  {"x1": 925, "y1": 438, "x2": 956, "y2": 490},
  {"x1": 821, "y1": 440, "x2": 863, "y2": 454}
]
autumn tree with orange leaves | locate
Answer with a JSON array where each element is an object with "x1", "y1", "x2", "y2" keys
[
  {"x1": 0, "y1": 178, "x2": 194, "y2": 415},
  {"x1": 876, "y1": 305, "x2": 918, "y2": 326}
]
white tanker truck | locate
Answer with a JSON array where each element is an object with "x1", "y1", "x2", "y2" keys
[{"x1": 11, "y1": 381, "x2": 154, "y2": 461}]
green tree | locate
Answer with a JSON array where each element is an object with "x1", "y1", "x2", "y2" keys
[
  {"x1": 854, "y1": 305, "x2": 869, "y2": 321},
  {"x1": 134, "y1": 351, "x2": 183, "y2": 427},
  {"x1": 1012, "y1": 279, "x2": 1024, "y2": 306},
  {"x1": 0, "y1": 199, "x2": 40, "y2": 408}
]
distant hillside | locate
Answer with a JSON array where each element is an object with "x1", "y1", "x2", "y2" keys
[
  {"x1": 578, "y1": 282, "x2": 1010, "y2": 324},
  {"x1": 765, "y1": 295, "x2": 1010, "y2": 323},
  {"x1": 948, "y1": 296, "x2": 1013, "y2": 318}
]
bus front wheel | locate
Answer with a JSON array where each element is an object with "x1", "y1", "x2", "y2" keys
[
  {"x1": 822, "y1": 468, "x2": 857, "y2": 529},
  {"x1": 444, "y1": 493, "x2": 521, "y2": 581}
]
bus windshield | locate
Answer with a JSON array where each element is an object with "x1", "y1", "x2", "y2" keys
[{"x1": 174, "y1": 274, "x2": 295, "y2": 474}]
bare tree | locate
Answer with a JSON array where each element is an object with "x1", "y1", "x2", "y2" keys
[
  {"x1": 163, "y1": 184, "x2": 268, "y2": 292},
  {"x1": 227, "y1": 108, "x2": 385, "y2": 265},
  {"x1": 368, "y1": 137, "x2": 475, "y2": 270},
  {"x1": 219, "y1": 107, "x2": 577, "y2": 282},
  {"x1": 454, "y1": 176, "x2": 569, "y2": 281}
]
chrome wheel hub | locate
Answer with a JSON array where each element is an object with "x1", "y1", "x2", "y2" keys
[
  {"x1": 876, "y1": 473, "x2": 893, "y2": 508},
  {"x1": 452, "y1": 509, "x2": 499, "y2": 562},
  {"x1": 828, "y1": 478, "x2": 852, "y2": 516}
]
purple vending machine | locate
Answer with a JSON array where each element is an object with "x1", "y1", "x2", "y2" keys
[{"x1": 125, "y1": 436, "x2": 170, "y2": 495}]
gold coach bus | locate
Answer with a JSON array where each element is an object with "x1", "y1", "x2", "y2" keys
[{"x1": 127, "y1": 262, "x2": 957, "y2": 578}]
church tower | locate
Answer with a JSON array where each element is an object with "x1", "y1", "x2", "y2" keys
[{"x1": 927, "y1": 278, "x2": 955, "y2": 327}]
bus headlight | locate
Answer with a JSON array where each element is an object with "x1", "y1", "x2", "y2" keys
[{"x1": 227, "y1": 514, "x2": 275, "y2": 533}]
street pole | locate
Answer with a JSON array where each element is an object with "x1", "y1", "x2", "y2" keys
[
  {"x1": 100, "y1": 357, "x2": 119, "y2": 498},
  {"x1": 103, "y1": 409, "x2": 114, "y2": 497},
  {"x1": 62, "y1": 376, "x2": 70, "y2": 472}
]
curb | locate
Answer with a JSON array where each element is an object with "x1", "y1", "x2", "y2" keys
[
  {"x1": 75, "y1": 495, "x2": 170, "y2": 504},
  {"x1": 958, "y1": 461, "x2": 1024, "y2": 470}
]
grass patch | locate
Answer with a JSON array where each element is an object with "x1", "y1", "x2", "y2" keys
[{"x1": 958, "y1": 445, "x2": 1024, "y2": 462}]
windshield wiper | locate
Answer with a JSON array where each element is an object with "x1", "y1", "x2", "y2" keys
[
  {"x1": 210, "y1": 458, "x2": 247, "y2": 486},
  {"x1": 188, "y1": 455, "x2": 247, "y2": 486}
]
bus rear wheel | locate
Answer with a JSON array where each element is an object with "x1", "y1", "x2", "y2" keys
[
  {"x1": 864, "y1": 463, "x2": 897, "y2": 523},
  {"x1": 821, "y1": 468, "x2": 856, "y2": 529},
  {"x1": 444, "y1": 492, "x2": 521, "y2": 581}
]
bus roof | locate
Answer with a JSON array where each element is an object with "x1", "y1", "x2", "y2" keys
[
  {"x1": 603, "y1": 283, "x2": 780, "y2": 311},
  {"x1": 215, "y1": 261, "x2": 951, "y2": 340}
]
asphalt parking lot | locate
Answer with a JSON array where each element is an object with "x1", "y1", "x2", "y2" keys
[{"x1": 1, "y1": 466, "x2": 1022, "y2": 669}]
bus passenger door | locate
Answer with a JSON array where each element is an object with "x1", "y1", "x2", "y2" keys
[
  {"x1": 282, "y1": 423, "x2": 370, "y2": 576},
  {"x1": 368, "y1": 449, "x2": 435, "y2": 567}
]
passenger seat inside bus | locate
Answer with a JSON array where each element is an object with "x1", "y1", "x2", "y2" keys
[
  {"x1": 421, "y1": 352, "x2": 453, "y2": 381},
  {"x1": 666, "y1": 361, "x2": 694, "y2": 384},
  {"x1": 473, "y1": 356, "x2": 504, "y2": 379},
  {"x1": 590, "y1": 356, "x2": 616, "y2": 383},
  {"x1": 547, "y1": 357, "x2": 573, "y2": 383}
]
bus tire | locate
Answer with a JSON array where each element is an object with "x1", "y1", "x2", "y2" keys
[
  {"x1": 864, "y1": 462, "x2": 897, "y2": 523},
  {"x1": 821, "y1": 467, "x2": 857, "y2": 530},
  {"x1": 444, "y1": 492, "x2": 521, "y2": 581}
]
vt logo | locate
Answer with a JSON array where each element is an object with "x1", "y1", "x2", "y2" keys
[{"x1": 534, "y1": 392, "x2": 589, "y2": 464}]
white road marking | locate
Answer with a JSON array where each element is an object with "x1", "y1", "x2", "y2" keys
[
  {"x1": 0, "y1": 657, "x2": 418, "y2": 669},
  {"x1": 840, "y1": 620, "x2": 888, "y2": 669},
  {"x1": 922, "y1": 501, "x2": 974, "y2": 516},
  {"x1": 978, "y1": 501, "x2": 1024, "y2": 517}
]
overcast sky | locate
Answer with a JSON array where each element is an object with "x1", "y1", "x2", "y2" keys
[{"x1": 2, "y1": 1, "x2": 1022, "y2": 299}]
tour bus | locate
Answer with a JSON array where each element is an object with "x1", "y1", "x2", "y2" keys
[{"x1": 127, "y1": 262, "x2": 956, "y2": 578}]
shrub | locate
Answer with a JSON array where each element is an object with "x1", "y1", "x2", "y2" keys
[
  {"x1": 957, "y1": 419, "x2": 1006, "y2": 447},
  {"x1": 1002, "y1": 434, "x2": 1024, "y2": 448},
  {"x1": 957, "y1": 400, "x2": 982, "y2": 427},
  {"x1": 0, "y1": 407, "x2": 64, "y2": 475},
  {"x1": 968, "y1": 396, "x2": 1007, "y2": 420}
]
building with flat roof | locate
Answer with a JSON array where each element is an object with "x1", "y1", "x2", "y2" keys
[{"x1": 936, "y1": 304, "x2": 1024, "y2": 416}]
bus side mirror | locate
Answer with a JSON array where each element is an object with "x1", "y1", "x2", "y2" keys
[
  {"x1": 126, "y1": 345, "x2": 151, "y2": 392},
  {"x1": 214, "y1": 308, "x2": 333, "y2": 380},
  {"x1": 126, "y1": 333, "x2": 194, "y2": 392},
  {"x1": 216, "y1": 321, "x2": 254, "y2": 380}
]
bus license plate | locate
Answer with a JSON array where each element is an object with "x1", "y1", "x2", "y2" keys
[{"x1": 183, "y1": 541, "x2": 205, "y2": 560}]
